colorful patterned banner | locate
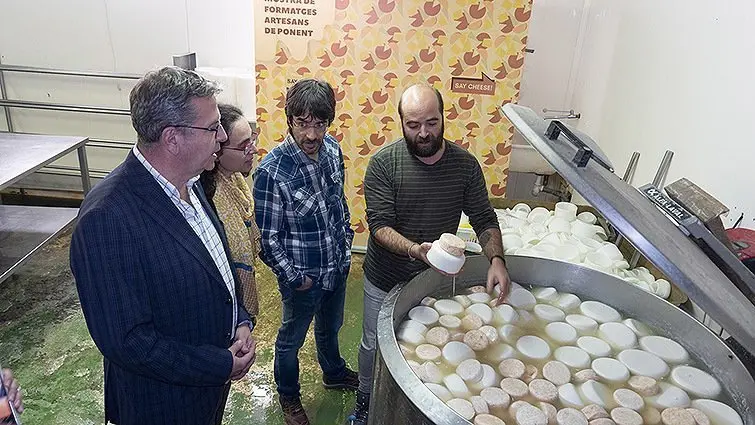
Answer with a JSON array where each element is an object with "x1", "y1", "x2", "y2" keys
[{"x1": 255, "y1": 0, "x2": 532, "y2": 247}]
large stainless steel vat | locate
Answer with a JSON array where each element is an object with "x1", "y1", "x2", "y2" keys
[{"x1": 370, "y1": 256, "x2": 754, "y2": 425}]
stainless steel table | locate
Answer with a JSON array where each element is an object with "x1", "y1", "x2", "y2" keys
[{"x1": 0, "y1": 132, "x2": 90, "y2": 284}]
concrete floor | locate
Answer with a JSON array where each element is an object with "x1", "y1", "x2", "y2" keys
[{"x1": 0, "y1": 230, "x2": 365, "y2": 424}]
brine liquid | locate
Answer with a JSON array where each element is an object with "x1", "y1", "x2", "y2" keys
[{"x1": 400, "y1": 284, "x2": 740, "y2": 424}]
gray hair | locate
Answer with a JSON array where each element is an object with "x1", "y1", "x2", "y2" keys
[{"x1": 129, "y1": 66, "x2": 222, "y2": 146}]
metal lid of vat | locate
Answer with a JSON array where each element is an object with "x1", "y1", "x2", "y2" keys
[{"x1": 501, "y1": 103, "x2": 755, "y2": 354}]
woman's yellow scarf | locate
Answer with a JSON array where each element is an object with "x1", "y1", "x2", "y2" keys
[{"x1": 213, "y1": 171, "x2": 261, "y2": 317}]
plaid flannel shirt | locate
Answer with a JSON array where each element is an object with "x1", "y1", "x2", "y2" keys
[{"x1": 253, "y1": 134, "x2": 353, "y2": 290}]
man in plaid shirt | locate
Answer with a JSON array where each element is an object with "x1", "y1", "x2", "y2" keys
[{"x1": 253, "y1": 79, "x2": 357, "y2": 425}]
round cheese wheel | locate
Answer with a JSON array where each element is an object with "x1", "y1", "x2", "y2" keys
[
  {"x1": 499, "y1": 324, "x2": 524, "y2": 344},
  {"x1": 458, "y1": 358, "x2": 484, "y2": 383},
  {"x1": 443, "y1": 373, "x2": 473, "y2": 399},
  {"x1": 669, "y1": 366, "x2": 722, "y2": 399},
  {"x1": 494, "y1": 304, "x2": 520, "y2": 325},
  {"x1": 540, "y1": 402, "x2": 558, "y2": 425},
  {"x1": 646, "y1": 383, "x2": 691, "y2": 409},
  {"x1": 592, "y1": 357, "x2": 630, "y2": 383},
  {"x1": 543, "y1": 360, "x2": 572, "y2": 386},
  {"x1": 408, "y1": 306, "x2": 440, "y2": 325},
  {"x1": 582, "y1": 405, "x2": 610, "y2": 421},
  {"x1": 416, "y1": 344, "x2": 442, "y2": 362},
  {"x1": 685, "y1": 408, "x2": 710, "y2": 425},
  {"x1": 481, "y1": 386, "x2": 512, "y2": 410},
  {"x1": 398, "y1": 342, "x2": 415, "y2": 358},
  {"x1": 435, "y1": 299, "x2": 464, "y2": 316},
  {"x1": 480, "y1": 325, "x2": 500, "y2": 344},
  {"x1": 580, "y1": 301, "x2": 621, "y2": 323},
  {"x1": 642, "y1": 407, "x2": 663, "y2": 425},
  {"x1": 509, "y1": 288, "x2": 538, "y2": 310},
  {"x1": 501, "y1": 377, "x2": 530, "y2": 399},
  {"x1": 426, "y1": 326, "x2": 452, "y2": 346},
  {"x1": 535, "y1": 304, "x2": 567, "y2": 323},
  {"x1": 518, "y1": 335, "x2": 552, "y2": 360},
  {"x1": 454, "y1": 295, "x2": 473, "y2": 308},
  {"x1": 409, "y1": 360, "x2": 428, "y2": 381},
  {"x1": 623, "y1": 318, "x2": 653, "y2": 337},
  {"x1": 451, "y1": 331, "x2": 466, "y2": 342},
  {"x1": 487, "y1": 343, "x2": 517, "y2": 363},
  {"x1": 439, "y1": 232, "x2": 466, "y2": 256},
  {"x1": 469, "y1": 292, "x2": 493, "y2": 304},
  {"x1": 517, "y1": 309, "x2": 539, "y2": 329},
  {"x1": 469, "y1": 285, "x2": 488, "y2": 293},
  {"x1": 425, "y1": 382, "x2": 453, "y2": 402},
  {"x1": 555, "y1": 293, "x2": 582, "y2": 312},
  {"x1": 639, "y1": 336, "x2": 689, "y2": 364},
  {"x1": 527, "y1": 285, "x2": 556, "y2": 301},
  {"x1": 517, "y1": 404, "x2": 549, "y2": 425},
  {"x1": 555, "y1": 346, "x2": 592, "y2": 369},
  {"x1": 558, "y1": 408, "x2": 589, "y2": 425},
  {"x1": 471, "y1": 395, "x2": 490, "y2": 414},
  {"x1": 421, "y1": 296, "x2": 437, "y2": 307},
  {"x1": 690, "y1": 400, "x2": 743, "y2": 425},
  {"x1": 573, "y1": 369, "x2": 599, "y2": 384},
  {"x1": 567, "y1": 314, "x2": 599, "y2": 335},
  {"x1": 655, "y1": 279, "x2": 672, "y2": 299},
  {"x1": 475, "y1": 414, "x2": 507, "y2": 425},
  {"x1": 617, "y1": 349, "x2": 669, "y2": 379},
  {"x1": 534, "y1": 286, "x2": 560, "y2": 302},
  {"x1": 470, "y1": 364, "x2": 500, "y2": 393},
  {"x1": 468, "y1": 303, "x2": 495, "y2": 325},
  {"x1": 558, "y1": 383, "x2": 586, "y2": 409},
  {"x1": 399, "y1": 319, "x2": 428, "y2": 336},
  {"x1": 397, "y1": 327, "x2": 426, "y2": 346},
  {"x1": 530, "y1": 379, "x2": 558, "y2": 402},
  {"x1": 510, "y1": 400, "x2": 532, "y2": 416},
  {"x1": 579, "y1": 380, "x2": 613, "y2": 408},
  {"x1": 421, "y1": 361, "x2": 443, "y2": 384},
  {"x1": 598, "y1": 323, "x2": 637, "y2": 350},
  {"x1": 613, "y1": 389, "x2": 644, "y2": 412},
  {"x1": 439, "y1": 314, "x2": 462, "y2": 330},
  {"x1": 523, "y1": 364, "x2": 539, "y2": 383},
  {"x1": 442, "y1": 341, "x2": 476, "y2": 366},
  {"x1": 447, "y1": 398, "x2": 476, "y2": 421},
  {"x1": 627, "y1": 375, "x2": 660, "y2": 396},
  {"x1": 611, "y1": 407, "x2": 643, "y2": 425},
  {"x1": 465, "y1": 329, "x2": 491, "y2": 351},
  {"x1": 578, "y1": 336, "x2": 612, "y2": 358},
  {"x1": 661, "y1": 408, "x2": 695, "y2": 425},
  {"x1": 462, "y1": 313, "x2": 484, "y2": 331},
  {"x1": 547, "y1": 322, "x2": 579, "y2": 345}
]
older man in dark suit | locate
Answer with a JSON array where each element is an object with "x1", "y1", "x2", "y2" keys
[{"x1": 70, "y1": 67, "x2": 256, "y2": 425}]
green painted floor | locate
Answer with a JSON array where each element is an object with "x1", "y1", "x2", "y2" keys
[{"x1": 0, "y1": 231, "x2": 365, "y2": 424}]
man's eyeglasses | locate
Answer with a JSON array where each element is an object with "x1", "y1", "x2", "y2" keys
[
  {"x1": 172, "y1": 122, "x2": 223, "y2": 137},
  {"x1": 291, "y1": 120, "x2": 328, "y2": 131}
]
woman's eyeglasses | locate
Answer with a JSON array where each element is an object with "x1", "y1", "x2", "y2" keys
[{"x1": 222, "y1": 132, "x2": 259, "y2": 155}]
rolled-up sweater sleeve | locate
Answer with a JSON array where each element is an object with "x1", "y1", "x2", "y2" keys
[{"x1": 364, "y1": 154, "x2": 395, "y2": 234}]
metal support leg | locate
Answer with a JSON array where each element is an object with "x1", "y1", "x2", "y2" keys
[
  {"x1": 77, "y1": 145, "x2": 92, "y2": 194},
  {"x1": 0, "y1": 57, "x2": 13, "y2": 132}
]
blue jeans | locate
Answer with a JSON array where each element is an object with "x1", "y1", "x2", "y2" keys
[{"x1": 274, "y1": 273, "x2": 347, "y2": 398}]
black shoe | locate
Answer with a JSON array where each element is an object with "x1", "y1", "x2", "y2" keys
[
  {"x1": 345, "y1": 390, "x2": 370, "y2": 425},
  {"x1": 323, "y1": 367, "x2": 359, "y2": 391},
  {"x1": 279, "y1": 395, "x2": 310, "y2": 425}
]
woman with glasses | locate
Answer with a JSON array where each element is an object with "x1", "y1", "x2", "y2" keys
[{"x1": 201, "y1": 103, "x2": 262, "y2": 325}]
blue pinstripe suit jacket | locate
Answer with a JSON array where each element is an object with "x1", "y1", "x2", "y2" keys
[{"x1": 70, "y1": 152, "x2": 250, "y2": 425}]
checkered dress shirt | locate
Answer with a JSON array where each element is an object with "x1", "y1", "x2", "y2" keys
[
  {"x1": 132, "y1": 146, "x2": 239, "y2": 335},
  {"x1": 253, "y1": 134, "x2": 353, "y2": 290}
]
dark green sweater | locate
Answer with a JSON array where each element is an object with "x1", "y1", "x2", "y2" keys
[{"x1": 363, "y1": 139, "x2": 498, "y2": 292}]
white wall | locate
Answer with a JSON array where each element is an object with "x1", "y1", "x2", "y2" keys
[
  {"x1": 0, "y1": 0, "x2": 255, "y2": 180},
  {"x1": 571, "y1": 0, "x2": 755, "y2": 226}
]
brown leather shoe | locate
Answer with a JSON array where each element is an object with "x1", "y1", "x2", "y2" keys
[{"x1": 280, "y1": 395, "x2": 310, "y2": 425}]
